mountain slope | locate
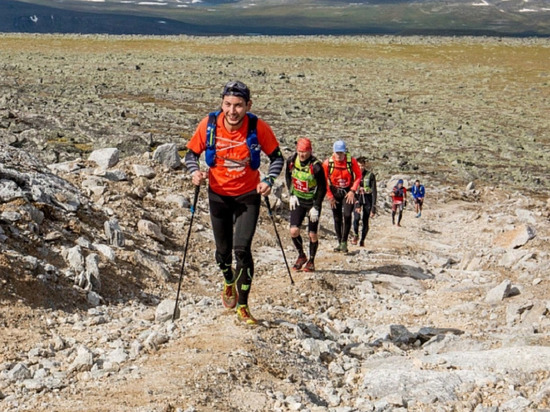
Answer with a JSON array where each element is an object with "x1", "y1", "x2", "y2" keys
[{"x1": 1, "y1": 0, "x2": 549, "y2": 36}]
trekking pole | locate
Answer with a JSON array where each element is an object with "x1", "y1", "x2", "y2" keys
[
  {"x1": 264, "y1": 196, "x2": 294, "y2": 285},
  {"x1": 172, "y1": 184, "x2": 200, "y2": 321}
]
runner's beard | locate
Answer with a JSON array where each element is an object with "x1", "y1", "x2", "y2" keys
[{"x1": 225, "y1": 114, "x2": 245, "y2": 128}]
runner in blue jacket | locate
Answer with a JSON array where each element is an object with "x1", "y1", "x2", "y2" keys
[{"x1": 411, "y1": 179, "x2": 425, "y2": 218}]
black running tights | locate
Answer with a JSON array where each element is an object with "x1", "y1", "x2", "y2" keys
[
  {"x1": 331, "y1": 193, "x2": 355, "y2": 244},
  {"x1": 353, "y1": 204, "x2": 371, "y2": 242},
  {"x1": 208, "y1": 189, "x2": 260, "y2": 306}
]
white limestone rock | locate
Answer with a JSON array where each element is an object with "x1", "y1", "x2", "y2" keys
[
  {"x1": 68, "y1": 346, "x2": 94, "y2": 373},
  {"x1": 7, "y1": 363, "x2": 32, "y2": 381},
  {"x1": 67, "y1": 245, "x2": 85, "y2": 273},
  {"x1": 104, "y1": 219, "x2": 125, "y2": 247},
  {"x1": 92, "y1": 243, "x2": 116, "y2": 261},
  {"x1": 88, "y1": 148, "x2": 120, "y2": 170},
  {"x1": 494, "y1": 224, "x2": 536, "y2": 249},
  {"x1": 152, "y1": 143, "x2": 181, "y2": 169},
  {"x1": 133, "y1": 164, "x2": 156, "y2": 179},
  {"x1": 133, "y1": 250, "x2": 170, "y2": 280},
  {"x1": 485, "y1": 280, "x2": 519, "y2": 304},
  {"x1": 138, "y1": 219, "x2": 165, "y2": 242},
  {"x1": 155, "y1": 299, "x2": 179, "y2": 322}
]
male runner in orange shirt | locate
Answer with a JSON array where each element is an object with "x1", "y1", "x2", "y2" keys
[{"x1": 185, "y1": 81, "x2": 284, "y2": 325}]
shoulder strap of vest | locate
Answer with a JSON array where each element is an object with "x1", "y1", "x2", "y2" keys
[
  {"x1": 205, "y1": 110, "x2": 221, "y2": 167},
  {"x1": 247, "y1": 113, "x2": 258, "y2": 131},
  {"x1": 364, "y1": 171, "x2": 372, "y2": 187},
  {"x1": 245, "y1": 113, "x2": 261, "y2": 170},
  {"x1": 291, "y1": 153, "x2": 299, "y2": 169},
  {"x1": 346, "y1": 153, "x2": 353, "y2": 176}
]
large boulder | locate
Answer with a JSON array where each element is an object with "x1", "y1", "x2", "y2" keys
[{"x1": 152, "y1": 143, "x2": 181, "y2": 169}]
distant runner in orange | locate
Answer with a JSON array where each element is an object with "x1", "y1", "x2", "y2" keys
[
  {"x1": 323, "y1": 140, "x2": 361, "y2": 254},
  {"x1": 390, "y1": 179, "x2": 407, "y2": 227}
]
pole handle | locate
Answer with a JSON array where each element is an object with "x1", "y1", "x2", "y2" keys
[{"x1": 190, "y1": 184, "x2": 199, "y2": 213}]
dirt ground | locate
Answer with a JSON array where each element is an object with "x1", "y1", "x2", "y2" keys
[{"x1": 2, "y1": 187, "x2": 548, "y2": 411}]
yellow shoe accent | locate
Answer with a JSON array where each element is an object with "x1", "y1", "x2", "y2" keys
[
  {"x1": 221, "y1": 282, "x2": 237, "y2": 309},
  {"x1": 236, "y1": 304, "x2": 257, "y2": 325}
]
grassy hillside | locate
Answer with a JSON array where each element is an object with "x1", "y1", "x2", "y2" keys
[{"x1": 1, "y1": 34, "x2": 548, "y2": 192}]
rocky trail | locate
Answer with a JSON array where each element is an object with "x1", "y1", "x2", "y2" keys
[
  {"x1": 1, "y1": 142, "x2": 548, "y2": 411},
  {"x1": 0, "y1": 34, "x2": 549, "y2": 411}
]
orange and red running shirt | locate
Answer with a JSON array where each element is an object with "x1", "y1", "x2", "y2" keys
[
  {"x1": 392, "y1": 186, "x2": 407, "y2": 203},
  {"x1": 187, "y1": 112, "x2": 279, "y2": 197},
  {"x1": 322, "y1": 154, "x2": 362, "y2": 200}
]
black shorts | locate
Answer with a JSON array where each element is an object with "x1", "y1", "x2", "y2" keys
[
  {"x1": 414, "y1": 197, "x2": 424, "y2": 205},
  {"x1": 290, "y1": 203, "x2": 320, "y2": 233}
]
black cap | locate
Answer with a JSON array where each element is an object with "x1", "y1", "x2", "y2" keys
[{"x1": 221, "y1": 80, "x2": 250, "y2": 102}]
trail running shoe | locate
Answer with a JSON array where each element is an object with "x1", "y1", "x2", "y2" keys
[
  {"x1": 333, "y1": 243, "x2": 342, "y2": 252},
  {"x1": 236, "y1": 304, "x2": 257, "y2": 325},
  {"x1": 350, "y1": 235, "x2": 358, "y2": 245},
  {"x1": 293, "y1": 254, "x2": 308, "y2": 270},
  {"x1": 340, "y1": 242, "x2": 348, "y2": 253},
  {"x1": 302, "y1": 259, "x2": 315, "y2": 272},
  {"x1": 221, "y1": 281, "x2": 237, "y2": 309}
]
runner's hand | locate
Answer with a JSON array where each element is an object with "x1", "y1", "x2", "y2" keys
[
  {"x1": 308, "y1": 207, "x2": 319, "y2": 223},
  {"x1": 289, "y1": 195, "x2": 299, "y2": 211},
  {"x1": 192, "y1": 170, "x2": 207, "y2": 186},
  {"x1": 345, "y1": 190, "x2": 355, "y2": 204},
  {"x1": 329, "y1": 197, "x2": 337, "y2": 209},
  {"x1": 257, "y1": 181, "x2": 272, "y2": 196}
]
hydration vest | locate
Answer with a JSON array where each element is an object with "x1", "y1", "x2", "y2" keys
[
  {"x1": 328, "y1": 152, "x2": 354, "y2": 187},
  {"x1": 289, "y1": 154, "x2": 319, "y2": 200},
  {"x1": 393, "y1": 186, "x2": 405, "y2": 198},
  {"x1": 362, "y1": 171, "x2": 374, "y2": 194},
  {"x1": 204, "y1": 110, "x2": 261, "y2": 170},
  {"x1": 411, "y1": 185, "x2": 425, "y2": 198}
]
